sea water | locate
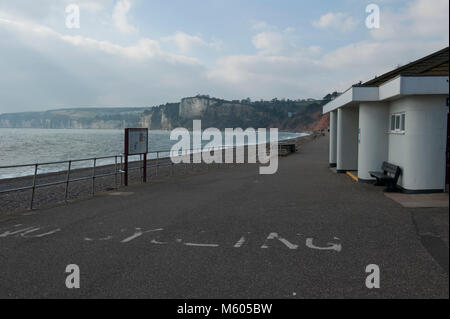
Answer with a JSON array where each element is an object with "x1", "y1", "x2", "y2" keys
[{"x1": 0, "y1": 128, "x2": 306, "y2": 179}]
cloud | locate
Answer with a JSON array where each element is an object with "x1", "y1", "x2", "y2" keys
[
  {"x1": 162, "y1": 32, "x2": 223, "y2": 54},
  {"x1": 206, "y1": 40, "x2": 446, "y2": 101},
  {"x1": 251, "y1": 21, "x2": 270, "y2": 31},
  {"x1": 206, "y1": 54, "x2": 332, "y2": 100},
  {"x1": 251, "y1": 26, "x2": 300, "y2": 56},
  {"x1": 162, "y1": 32, "x2": 206, "y2": 53},
  {"x1": 0, "y1": 0, "x2": 112, "y2": 22},
  {"x1": 78, "y1": 1, "x2": 108, "y2": 13},
  {"x1": 210, "y1": 32, "x2": 446, "y2": 96},
  {"x1": 370, "y1": 0, "x2": 449, "y2": 41},
  {"x1": 112, "y1": 0, "x2": 137, "y2": 34},
  {"x1": 0, "y1": 12, "x2": 191, "y2": 62},
  {"x1": 0, "y1": 12, "x2": 207, "y2": 113},
  {"x1": 319, "y1": 40, "x2": 446, "y2": 79},
  {"x1": 408, "y1": 0, "x2": 449, "y2": 36},
  {"x1": 313, "y1": 12, "x2": 359, "y2": 32},
  {"x1": 252, "y1": 31, "x2": 285, "y2": 55},
  {"x1": 0, "y1": 0, "x2": 448, "y2": 113}
]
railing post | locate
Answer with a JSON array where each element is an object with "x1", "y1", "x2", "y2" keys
[
  {"x1": 64, "y1": 161, "x2": 72, "y2": 202},
  {"x1": 171, "y1": 151, "x2": 174, "y2": 176},
  {"x1": 124, "y1": 153, "x2": 128, "y2": 186},
  {"x1": 114, "y1": 156, "x2": 118, "y2": 189},
  {"x1": 156, "y1": 151, "x2": 159, "y2": 177},
  {"x1": 92, "y1": 158, "x2": 97, "y2": 196},
  {"x1": 120, "y1": 155, "x2": 123, "y2": 186},
  {"x1": 29, "y1": 164, "x2": 38, "y2": 210},
  {"x1": 138, "y1": 154, "x2": 141, "y2": 180},
  {"x1": 143, "y1": 153, "x2": 147, "y2": 183}
]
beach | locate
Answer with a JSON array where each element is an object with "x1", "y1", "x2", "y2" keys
[{"x1": 0, "y1": 134, "x2": 318, "y2": 215}]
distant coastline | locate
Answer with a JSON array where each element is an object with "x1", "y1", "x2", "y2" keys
[{"x1": 0, "y1": 95, "x2": 331, "y2": 132}]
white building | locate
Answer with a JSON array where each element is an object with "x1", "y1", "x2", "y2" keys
[{"x1": 323, "y1": 47, "x2": 449, "y2": 193}]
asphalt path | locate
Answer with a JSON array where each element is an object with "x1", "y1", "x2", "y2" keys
[{"x1": 0, "y1": 135, "x2": 448, "y2": 298}]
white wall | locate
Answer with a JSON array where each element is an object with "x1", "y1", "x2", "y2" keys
[
  {"x1": 388, "y1": 95, "x2": 448, "y2": 191},
  {"x1": 358, "y1": 102, "x2": 389, "y2": 180},
  {"x1": 337, "y1": 107, "x2": 359, "y2": 172},
  {"x1": 329, "y1": 111, "x2": 337, "y2": 166}
]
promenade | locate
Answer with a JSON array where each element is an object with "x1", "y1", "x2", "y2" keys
[{"x1": 0, "y1": 135, "x2": 448, "y2": 298}]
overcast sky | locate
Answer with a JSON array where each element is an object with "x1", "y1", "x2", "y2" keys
[{"x1": 0, "y1": 0, "x2": 448, "y2": 113}]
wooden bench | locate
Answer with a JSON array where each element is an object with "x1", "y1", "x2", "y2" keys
[
  {"x1": 369, "y1": 162, "x2": 402, "y2": 192},
  {"x1": 278, "y1": 143, "x2": 297, "y2": 156}
]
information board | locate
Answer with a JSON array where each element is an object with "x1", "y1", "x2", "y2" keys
[{"x1": 125, "y1": 128, "x2": 148, "y2": 155}]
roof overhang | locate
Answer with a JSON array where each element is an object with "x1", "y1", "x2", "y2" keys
[{"x1": 323, "y1": 75, "x2": 449, "y2": 114}]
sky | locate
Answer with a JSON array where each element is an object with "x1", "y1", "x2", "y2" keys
[{"x1": 0, "y1": 0, "x2": 448, "y2": 113}]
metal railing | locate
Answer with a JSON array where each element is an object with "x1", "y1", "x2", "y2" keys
[
  {"x1": 0, "y1": 155, "x2": 123, "y2": 210},
  {"x1": 0, "y1": 135, "x2": 308, "y2": 212},
  {"x1": 0, "y1": 145, "x2": 235, "y2": 210}
]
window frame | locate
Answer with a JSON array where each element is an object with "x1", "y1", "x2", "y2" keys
[{"x1": 389, "y1": 112, "x2": 406, "y2": 134}]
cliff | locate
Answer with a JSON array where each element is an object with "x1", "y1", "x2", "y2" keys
[
  {"x1": 1, "y1": 96, "x2": 331, "y2": 132},
  {"x1": 0, "y1": 108, "x2": 145, "y2": 129},
  {"x1": 179, "y1": 97, "x2": 217, "y2": 119},
  {"x1": 139, "y1": 96, "x2": 329, "y2": 132}
]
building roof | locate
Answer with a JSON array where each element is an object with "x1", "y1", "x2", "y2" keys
[
  {"x1": 363, "y1": 47, "x2": 449, "y2": 87},
  {"x1": 323, "y1": 47, "x2": 449, "y2": 114}
]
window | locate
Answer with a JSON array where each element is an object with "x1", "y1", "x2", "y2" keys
[
  {"x1": 390, "y1": 112, "x2": 406, "y2": 133},
  {"x1": 395, "y1": 116, "x2": 400, "y2": 130}
]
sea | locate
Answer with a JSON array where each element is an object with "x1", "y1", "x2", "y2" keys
[{"x1": 0, "y1": 128, "x2": 306, "y2": 179}]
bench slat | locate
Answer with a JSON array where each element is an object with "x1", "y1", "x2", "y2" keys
[
  {"x1": 371, "y1": 161, "x2": 402, "y2": 192},
  {"x1": 370, "y1": 172, "x2": 393, "y2": 180}
]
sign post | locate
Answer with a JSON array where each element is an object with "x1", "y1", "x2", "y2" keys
[{"x1": 124, "y1": 128, "x2": 149, "y2": 186}]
